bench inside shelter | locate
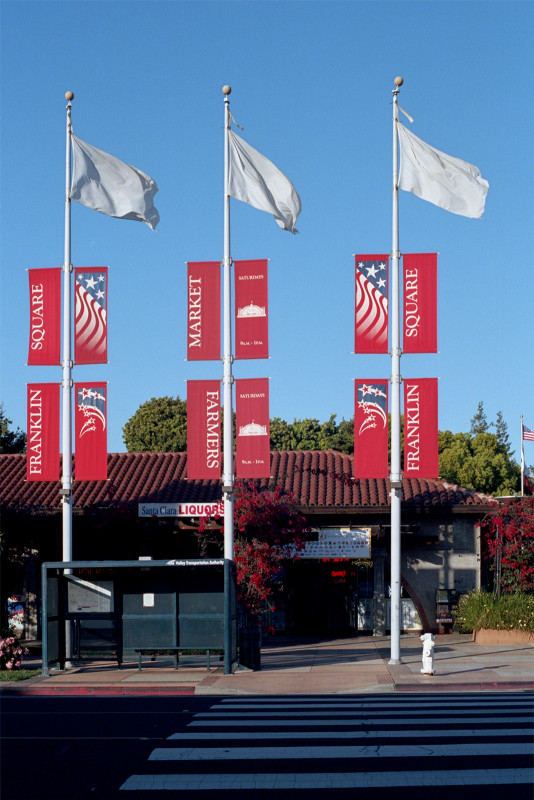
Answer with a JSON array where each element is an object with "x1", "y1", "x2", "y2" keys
[{"x1": 133, "y1": 647, "x2": 215, "y2": 671}]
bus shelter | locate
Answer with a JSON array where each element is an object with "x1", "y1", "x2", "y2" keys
[{"x1": 41, "y1": 558, "x2": 237, "y2": 675}]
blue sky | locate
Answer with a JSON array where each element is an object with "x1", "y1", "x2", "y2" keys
[{"x1": 1, "y1": 0, "x2": 533, "y2": 467}]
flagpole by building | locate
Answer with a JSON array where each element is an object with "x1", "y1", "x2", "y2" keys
[
  {"x1": 222, "y1": 85, "x2": 235, "y2": 563},
  {"x1": 389, "y1": 76, "x2": 404, "y2": 664},
  {"x1": 521, "y1": 415, "x2": 525, "y2": 496},
  {"x1": 222, "y1": 86, "x2": 235, "y2": 674},
  {"x1": 61, "y1": 91, "x2": 74, "y2": 665},
  {"x1": 62, "y1": 92, "x2": 74, "y2": 564}
]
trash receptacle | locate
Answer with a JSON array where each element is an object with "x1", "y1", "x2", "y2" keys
[{"x1": 239, "y1": 626, "x2": 261, "y2": 671}]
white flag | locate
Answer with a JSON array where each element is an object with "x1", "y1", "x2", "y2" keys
[
  {"x1": 70, "y1": 135, "x2": 159, "y2": 230},
  {"x1": 397, "y1": 122, "x2": 488, "y2": 219},
  {"x1": 228, "y1": 129, "x2": 301, "y2": 233}
]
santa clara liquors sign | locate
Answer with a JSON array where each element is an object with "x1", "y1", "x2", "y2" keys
[{"x1": 138, "y1": 502, "x2": 223, "y2": 518}]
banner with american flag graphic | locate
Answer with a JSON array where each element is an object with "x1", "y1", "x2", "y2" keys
[
  {"x1": 404, "y1": 378, "x2": 438, "y2": 479},
  {"x1": 354, "y1": 379, "x2": 389, "y2": 478},
  {"x1": 75, "y1": 383, "x2": 107, "y2": 481},
  {"x1": 75, "y1": 268, "x2": 108, "y2": 364},
  {"x1": 355, "y1": 255, "x2": 389, "y2": 354}
]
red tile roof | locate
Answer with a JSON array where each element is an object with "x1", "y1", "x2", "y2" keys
[{"x1": 0, "y1": 451, "x2": 494, "y2": 511}]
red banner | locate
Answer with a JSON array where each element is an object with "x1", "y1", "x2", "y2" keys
[
  {"x1": 75, "y1": 383, "x2": 107, "y2": 481},
  {"x1": 236, "y1": 378, "x2": 270, "y2": 478},
  {"x1": 75, "y1": 268, "x2": 108, "y2": 364},
  {"x1": 28, "y1": 269, "x2": 61, "y2": 365},
  {"x1": 187, "y1": 380, "x2": 221, "y2": 479},
  {"x1": 403, "y1": 253, "x2": 437, "y2": 353},
  {"x1": 26, "y1": 383, "x2": 60, "y2": 481},
  {"x1": 355, "y1": 255, "x2": 389, "y2": 354},
  {"x1": 234, "y1": 259, "x2": 269, "y2": 359},
  {"x1": 354, "y1": 379, "x2": 389, "y2": 478},
  {"x1": 186, "y1": 261, "x2": 220, "y2": 360},
  {"x1": 404, "y1": 378, "x2": 438, "y2": 479}
]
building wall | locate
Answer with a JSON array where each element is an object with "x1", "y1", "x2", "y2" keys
[{"x1": 402, "y1": 518, "x2": 480, "y2": 632}]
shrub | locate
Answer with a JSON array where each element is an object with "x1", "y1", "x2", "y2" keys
[
  {"x1": 480, "y1": 498, "x2": 534, "y2": 593},
  {"x1": 454, "y1": 591, "x2": 534, "y2": 633},
  {"x1": 0, "y1": 635, "x2": 29, "y2": 670}
]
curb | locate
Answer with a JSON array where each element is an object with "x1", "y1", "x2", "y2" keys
[
  {"x1": 3, "y1": 682, "x2": 533, "y2": 697},
  {"x1": 1, "y1": 685, "x2": 196, "y2": 696},
  {"x1": 395, "y1": 682, "x2": 534, "y2": 693}
]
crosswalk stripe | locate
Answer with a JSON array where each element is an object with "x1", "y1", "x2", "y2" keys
[
  {"x1": 148, "y1": 742, "x2": 533, "y2": 760},
  {"x1": 195, "y1": 708, "x2": 532, "y2": 717},
  {"x1": 120, "y1": 768, "x2": 533, "y2": 790},
  {"x1": 218, "y1": 699, "x2": 532, "y2": 709},
  {"x1": 168, "y1": 727, "x2": 532, "y2": 740},
  {"x1": 188, "y1": 714, "x2": 531, "y2": 726}
]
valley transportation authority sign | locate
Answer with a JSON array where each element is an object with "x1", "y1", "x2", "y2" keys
[{"x1": 138, "y1": 502, "x2": 224, "y2": 518}]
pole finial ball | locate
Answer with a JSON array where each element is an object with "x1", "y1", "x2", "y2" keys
[
  {"x1": 222, "y1": 85, "x2": 232, "y2": 96},
  {"x1": 394, "y1": 76, "x2": 404, "y2": 87},
  {"x1": 65, "y1": 91, "x2": 74, "y2": 101}
]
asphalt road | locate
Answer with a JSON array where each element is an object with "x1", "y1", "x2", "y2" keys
[{"x1": 1, "y1": 693, "x2": 532, "y2": 798}]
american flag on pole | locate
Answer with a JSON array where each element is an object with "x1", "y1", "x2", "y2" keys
[
  {"x1": 355, "y1": 255, "x2": 389, "y2": 354},
  {"x1": 523, "y1": 424, "x2": 534, "y2": 442},
  {"x1": 75, "y1": 268, "x2": 108, "y2": 364}
]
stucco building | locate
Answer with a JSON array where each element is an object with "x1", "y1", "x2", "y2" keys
[{"x1": 0, "y1": 450, "x2": 493, "y2": 640}]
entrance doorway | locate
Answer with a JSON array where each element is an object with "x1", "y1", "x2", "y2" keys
[{"x1": 288, "y1": 559, "x2": 375, "y2": 636}]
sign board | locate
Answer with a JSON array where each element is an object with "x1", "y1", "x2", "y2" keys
[
  {"x1": 299, "y1": 528, "x2": 371, "y2": 559},
  {"x1": 138, "y1": 502, "x2": 223, "y2": 518}
]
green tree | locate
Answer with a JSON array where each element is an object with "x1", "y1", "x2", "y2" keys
[
  {"x1": 0, "y1": 404, "x2": 26, "y2": 454},
  {"x1": 329, "y1": 417, "x2": 354, "y2": 455},
  {"x1": 439, "y1": 429, "x2": 520, "y2": 496},
  {"x1": 122, "y1": 395, "x2": 187, "y2": 452},
  {"x1": 269, "y1": 414, "x2": 354, "y2": 454},
  {"x1": 269, "y1": 417, "x2": 298, "y2": 450},
  {"x1": 470, "y1": 400, "x2": 490, "y2": 434},
  {"x1": 495, "y1": 410, "x2": 513, "y2": 457}
]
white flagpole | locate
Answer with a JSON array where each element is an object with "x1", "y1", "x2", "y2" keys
[
  {"x1": 222, "y1": 85, "x2": 234, "y2": 562},
  {"x1": 62, "y1": 91, "x2": 74, "y2": 667},
  {"x1": 222, "y1": 85, "x2": 235, "y2": 676},
  {"x1": 389, "y1": 77, "x2": 404, "y2": 664},
  {"x1": 521, "y1": 415, "x2": 525, "y2": 496}
]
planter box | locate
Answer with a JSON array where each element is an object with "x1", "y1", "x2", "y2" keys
[{"x1": 473, "y1": 628, "x2": 534, "y2": 645}]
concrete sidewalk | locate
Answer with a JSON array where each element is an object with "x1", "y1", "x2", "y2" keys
[{"x1": 2, "y1": 634, "x2": 533, "y2": 696}]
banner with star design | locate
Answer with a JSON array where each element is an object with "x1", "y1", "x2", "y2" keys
[
  {"x1": 75, "y1": 383, "x2": 107, "y2": 481},
  {"x1": 27, "y1": 269, "x2": 61, "y2": 365},
  {"x1": 403, "y1": 253, "x2": 437, "y2": 353},
  {"x1": 75, "y1": 268, "x2": 108, "y2": 364},
  {"x1": 234, "y1": 259, "x2": 269, "y2": 359},
  {"x1": 354, "y1": 379, "x2": 389, "y2": 478},
  {"x1": 355, "y1": 255, "x2": 389, "y2": 354},
  {"x1": 404, "y1": 378, "x2": 438, "y2": 478}
]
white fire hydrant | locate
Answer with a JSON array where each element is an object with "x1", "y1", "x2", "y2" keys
[{"x1": 420, "y1": 633, "x2": 435, "y2": 675}]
